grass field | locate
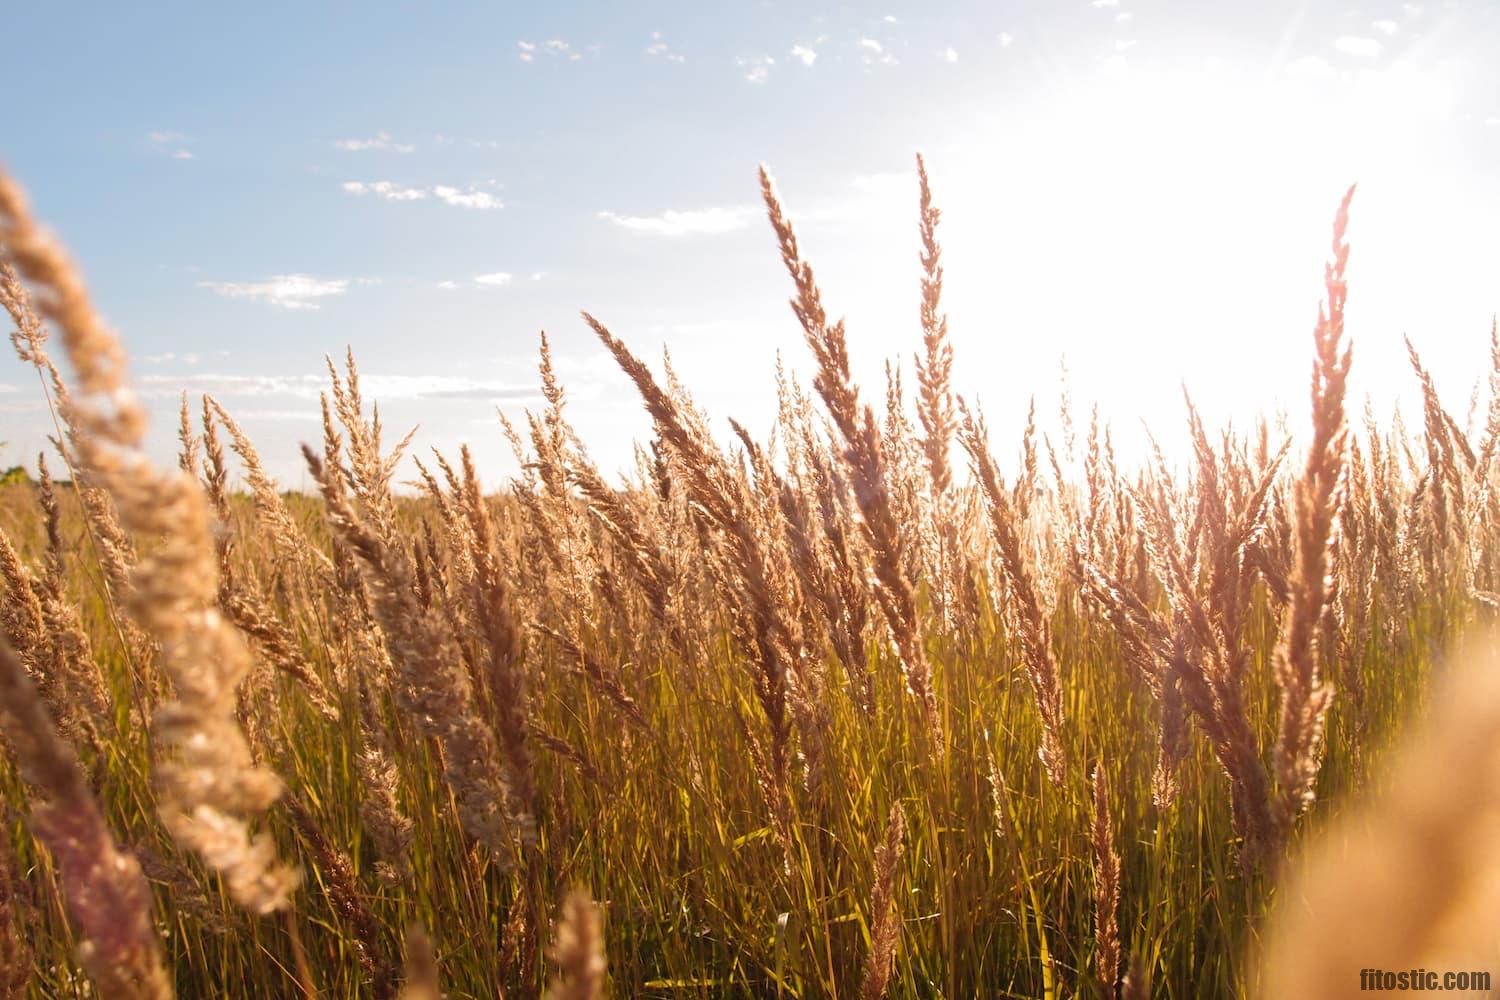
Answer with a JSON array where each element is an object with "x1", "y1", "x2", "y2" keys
[{"x1": 1, "y1": 160, "x2": 1498, "y2": 999}]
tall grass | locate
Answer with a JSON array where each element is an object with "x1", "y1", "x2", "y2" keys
[{"x1": 0, "y1": 157, "x2": 1496, "y2": 998}]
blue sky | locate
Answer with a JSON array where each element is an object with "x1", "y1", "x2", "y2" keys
[{"x1": 3, "y1": 0, "x2": 1499, "y2": 486}]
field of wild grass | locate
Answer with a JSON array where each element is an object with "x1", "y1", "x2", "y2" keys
[{"x1": 1, "y1": 159, "x2": 1499, "y2": 999}]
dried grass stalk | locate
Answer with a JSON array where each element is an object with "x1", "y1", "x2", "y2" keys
[
  {"x1": 0, "y1": 638, "x2": 171, "y2": 998},
  {"x1": 0, "y1": 169, "x2": 299, "y2": 913},
  {"x1": 1091, "y1": 766, "x2": 1121, "y2": 1000},
  {"x1": 544, "y1": 889, "x2": 607, "y2": 1000},
  {"x1": 760, "y1": 165, "x2": 941, "y2": 746},
  {"x1": 1272, "y1": 185, "x2": 1355, "y2": 839},
  {"x1": 1258, "y1": 627, "x2": 1500, "y2": 998},
  {"x1": 860, "y1": 803, "x2": 905, "y2": 1000}
]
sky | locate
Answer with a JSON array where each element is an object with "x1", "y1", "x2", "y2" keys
[{"x1": 2, "y1": 0, "x2": 1498, "y2": 489}]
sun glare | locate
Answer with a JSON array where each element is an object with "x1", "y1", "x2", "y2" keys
[{"x1": 871, "y1": 49, "x2": 1495, "y2": 468}]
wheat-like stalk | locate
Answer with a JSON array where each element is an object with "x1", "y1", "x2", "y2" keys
[
  {"x1": 1091, "y1": 765, "x2": 1121, "y2": 1000},
  {"x1": 1258, "y1": 626, "x2": 1500, "y2": 998},
  {"x1": 761, "y1": 164, "x2": 942, "y2": 747},
  {"x1": 1271, "y1": 184, "x2": 1355, "y2": 841},
  {"x1": 544, "y1": 889, "x2": 607, "y2": 1000},
  {"x1": 860, "y1": 803, "x2": 906, "y2": 1000},
  {"x1": 0, "y1": 168, "x2": 299, "y2": 914},
  {"x1": 0, "y1": 637, "x2": 171, "y2": 998}
]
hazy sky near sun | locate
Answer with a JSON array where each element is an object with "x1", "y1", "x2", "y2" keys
[{"x1": 2, "y1": 0, "x2": 1498, "y2": 487}]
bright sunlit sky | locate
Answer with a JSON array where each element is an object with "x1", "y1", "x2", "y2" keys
[{"x1": 3, "y1": 1, "x2": 1499, "y2": 487}]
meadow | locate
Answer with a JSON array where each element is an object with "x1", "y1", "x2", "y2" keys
[{"x1": 0, "y1": 158, "x2": 1497, "y2": 998}]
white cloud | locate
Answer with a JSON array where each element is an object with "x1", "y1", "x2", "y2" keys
[
  {"x1": 1487, "y1": 117, "x2": 1500, "y2": 127},
  {"x1": 342, "y1": 180, "x2": 428, "y2": 201},
  {"x1": 0, "y1": 383, "x2": 17, "y2": 394},
  {"x1": 531, "y1": 272, "x2": 545, "y2": 281},
  {"x1": 646, "y1": 31, "x2": 686, "y2": 63},
  {"x1": 199, "y1": 275, "x2": 350, "y2": 310},
  {"x1": 149, "y1": 130, "x2": 192, "y2": 159},
  {"x1": 436, "y1": 280, "x2": 459, "y2": 290},
  {"x1": 858, "y1": 38, "x2": 896, "y2": 65},
  {"x1": 434, "y1": 186, "x2": 503, "y2": 210},
  {"x1": 999, "y1": 32, "x2": 1014, "y2": 47},
  {"x1": 343, "y1": 181, "x2": 501, "y2": 209},
  {"x1": 737, "y1": 55, "x2": 774, "y2": 84},
  {"x1": 519, "y1": 38, "x2": 581, "y2": 62},
  {"x1": 883, "y1": 14, "x2": 898, "y2": 23},
  {"x1": 597, "y1": 205, "x2": 756, "y2": 236},
  {"x1": 474, "y1": 272, "x2": 513, "y2": 286},
  {"x1": 1373, "y1": 19, "x2": 1399, "y2": 35},
  {"x1": 790, "y1": 45, "x2": 817, "y2": 66},
  {"x1": 1116, "y1": 11, "x2": 1134, "y2": 22},
  {"x1": 1091, "y1": 0, "x2": 1120, "y2": 7},
  {"x1": 138, "y1": 372, "x2": 539, "y2": 403},
  {"x1": 1333, "y1": 35, "x2": 1382, "y2": 58},
  {"x1": 1115, "y1": 39, "x2": 1137, "y2": 52},
  {"x1": 938, "y1": 47, "x2": 959, "y2": 63},
  {"x1": 142, "y1": 351, "x2": 203, "y2": 365},
  {"x1": 1402, "y1": 3, "x2": 1423, "y2": 15},
  {"x1": 335, "y1": 131, "x2": 415, "y2": 153}
]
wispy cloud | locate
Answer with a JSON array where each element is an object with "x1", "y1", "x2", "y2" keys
[
  {"x1": 1373, "y1": 19, "x2": 1399, "y2": 36},
  {"x1": 790, "y1": 45, "x2": 817, "y2": 66},
  {"x1": 139, "y1": 372, "x2": 539, "y2": 403},
  {"x1": 434, "y1": 134, "x2": 499, "y2": 149},
  {"x1": 938, "y1": 47, "x2": 959, "y2": 63},
  {"x1": 1090, "y1": 0, "x2": 1119, "y2": 7},
  {"x1": 335, "y1": 131, "x2": 415, "y2": 153},
  {"x1": 342, "y1": 181, "x2": 502, "y2": 210},
  {"x1": 342, "y1": 180, "x2": 428, "y2": 201},
  {"x1": 858, "y1": 38, "x2": 897, "y2": 65},
  {"x1": 198, "y1": 275, "x2": 350, "y2": 310},
  {"x1": 999, "y1": 32, "x2": 1014, "y2": 48},
  {"x1": 1333, "y1": 36, "x2": 1382, "y2": 58},
  {"x1": 149, "y1": 130, "x2": 193, "y2": 160},
  {"x1": 0, "y1": 383, "x2": 17, "y2": 394},
  {"x1": 646, "y1": 31, "x2": 685, "y2": 63},
  {"x1": 142, "y1": 351, "x2": 205, "y2": 365},
  {"x1": 597, "y1": 205, "x2": 756, "y2": 236},
  {"x1": 433, "y1": 186, "x2": 503, "y2": 210},
  {"x1": 736, "y1": 55, "x2": 774, "y2": 84},
  {"x1": 436, "y1": 280, "x2": 459, "y2": 290},
  {"x1": 518, "y1": 38, "x2": 582, "y2": 62},
  {"x1": 474, "y1": 272, "x2": 513, "y2": 287}
]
